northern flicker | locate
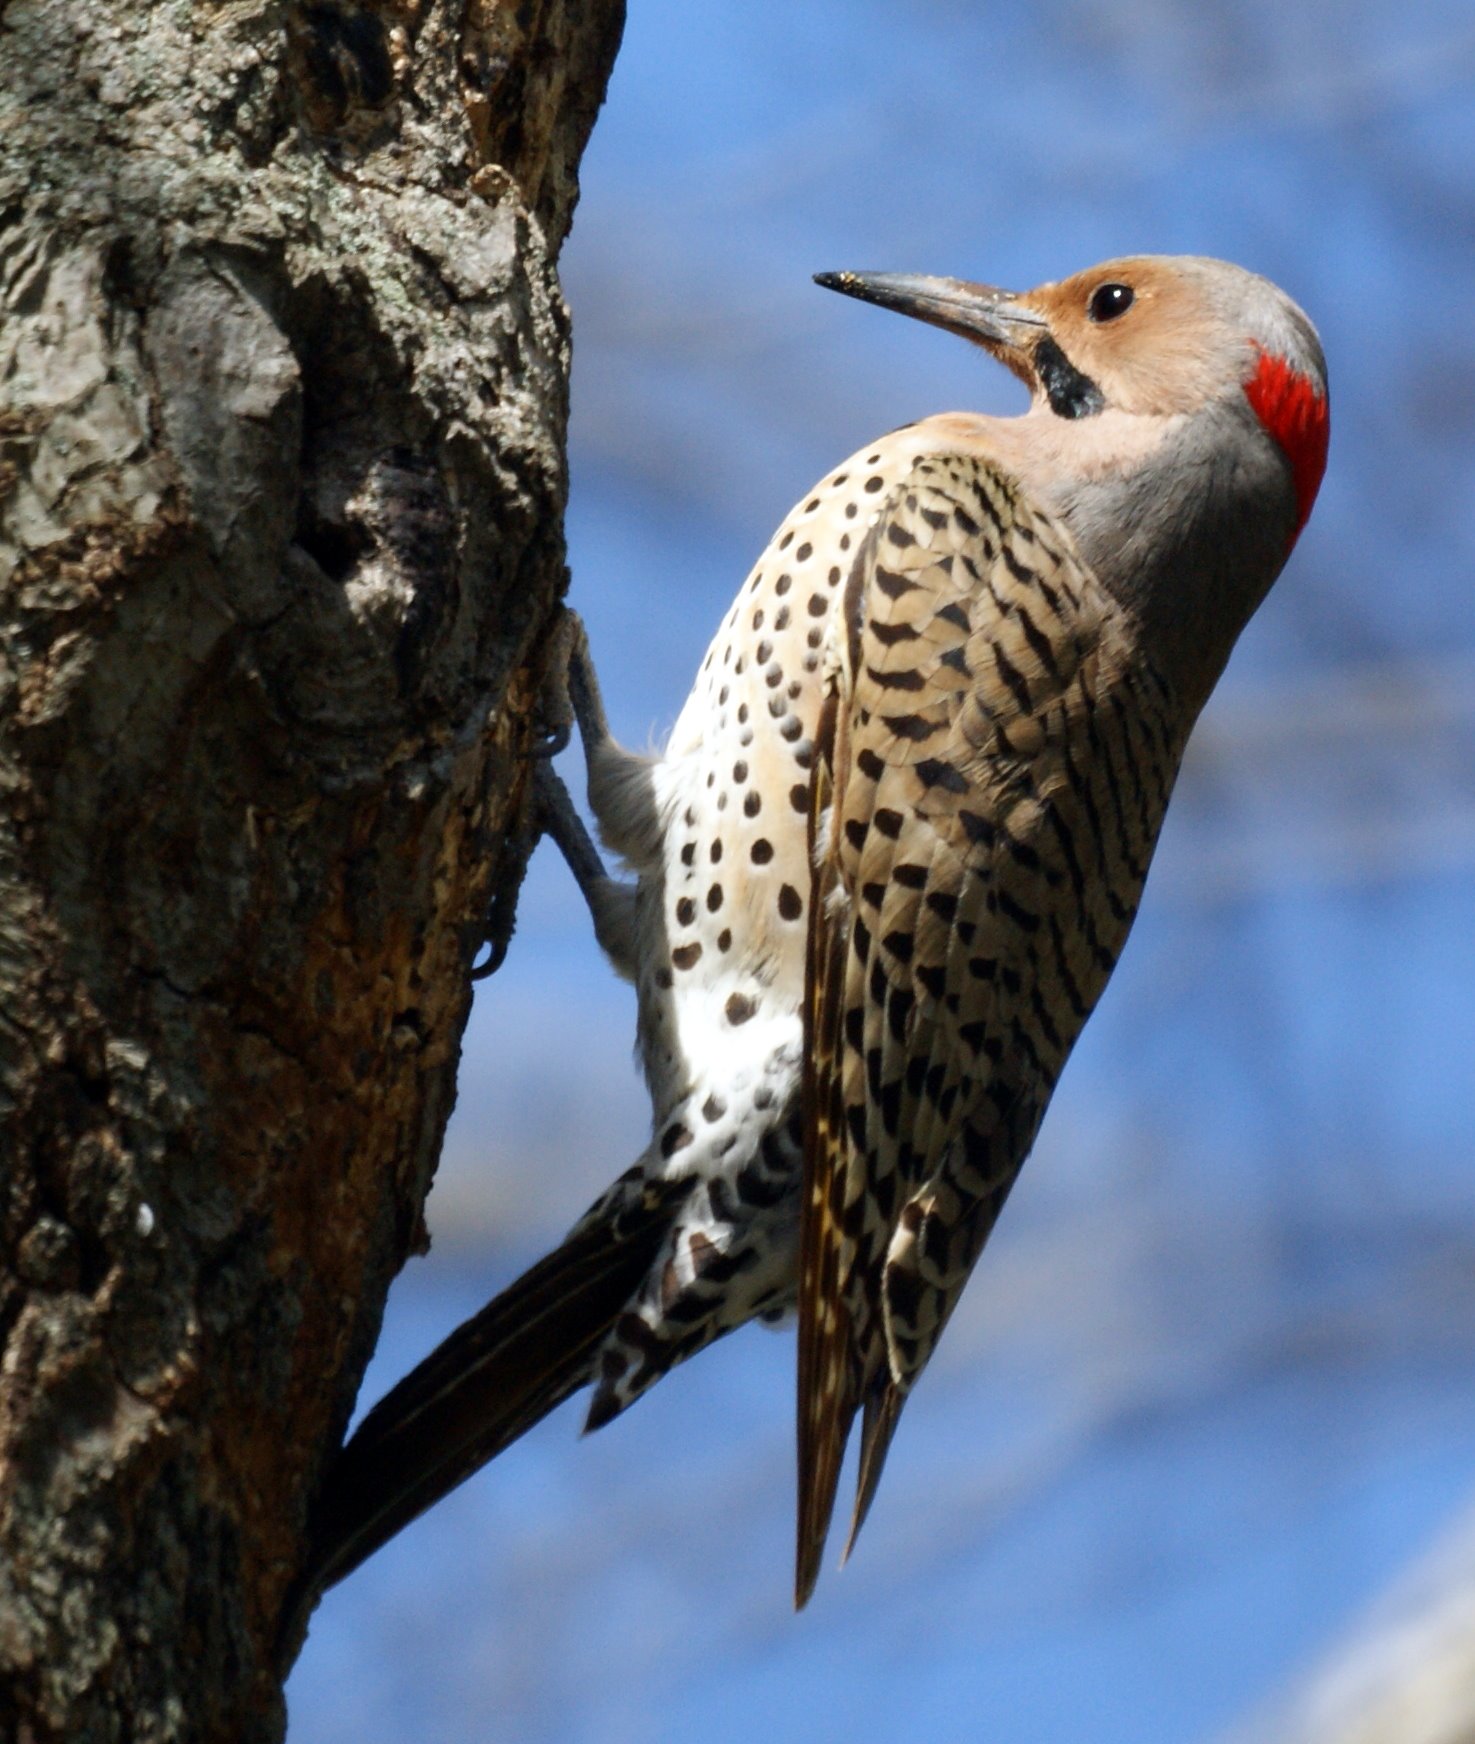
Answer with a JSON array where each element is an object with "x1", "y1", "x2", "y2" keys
[{"x1": 307, "y1": 254, "x2": 1328, "y2": 1607}]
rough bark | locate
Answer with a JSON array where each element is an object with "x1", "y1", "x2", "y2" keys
[{"x1": 0, "y1": 2, "x2": 623, "y2": 1738}]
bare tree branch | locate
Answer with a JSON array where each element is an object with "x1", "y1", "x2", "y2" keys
[{"x1": 1225, "y1": 1496, "x2": 1475, "y2": 1744}]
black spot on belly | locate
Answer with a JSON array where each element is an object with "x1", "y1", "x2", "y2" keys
[{"x1": 661, "y1": 1122, "x2": 693, "y2": 1157}]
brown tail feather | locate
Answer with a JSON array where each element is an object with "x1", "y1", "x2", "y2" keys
[
  {"x1": 842, "y1": 1382, "x2": 902, "y2": 1564},
  {"x1": 795, "y1": 689, "x2": 858, "y2": 1611},
  {"x1": 304, "y1": 1183, "x2": 681, "y2": 1595}
]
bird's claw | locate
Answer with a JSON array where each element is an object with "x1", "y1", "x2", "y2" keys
[
  {"x1": 535, "y1": 720, "x2": 573, "y2": 760},
  {"x1": 472, "y1": 838, "x2": 528, "y2": 980},
  {"x1": 474, "y1": 609, "x2": 616, "y2": 981},
  {"x1": 470, "y1": 933, "x2": 510, "y2": 981}
]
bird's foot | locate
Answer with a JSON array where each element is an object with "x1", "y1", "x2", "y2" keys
[
  {"x1": 473, "y1": 610, "x2": 629, "y2": 979},
  {"x1": 536, "y1": 607, "x2": 611, "y2": 762}
]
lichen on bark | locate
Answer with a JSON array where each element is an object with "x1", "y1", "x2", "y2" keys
[{"x1": 0, "y1": 2, "x2": 624, "y2": 1737}]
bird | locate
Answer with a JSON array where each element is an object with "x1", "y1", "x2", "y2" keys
[{"x1": 305, "y1": 254, "x2": 1329, "y2": 1608}]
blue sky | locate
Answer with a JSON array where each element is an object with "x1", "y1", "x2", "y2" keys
[{"x1": 289, "y1": 4, "x2": 1475, "y2": 1738}]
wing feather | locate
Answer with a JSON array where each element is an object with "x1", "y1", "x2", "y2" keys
[
  {"x1": 798, "y1": 452, "x2": 1167, "y2": 1589},
  {"x1": 796, "y1": 691, "x2": 857, "y2": 1607}
]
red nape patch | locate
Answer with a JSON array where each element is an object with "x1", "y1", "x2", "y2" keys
[{"x1": 1244, "y1": 348, "x2": 1329, "y2": 548}]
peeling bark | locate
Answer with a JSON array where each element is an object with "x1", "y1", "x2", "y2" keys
[{"x1": 0, "y1": 2, "x2": 623, "y2": 1737}]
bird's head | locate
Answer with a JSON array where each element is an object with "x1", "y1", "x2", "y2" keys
[
  {"x1": 816, "y1": 254, "x2": 1329, "y2": 702},
  {"x1": 816, "y1": 255, "x2": 1328, "y2": 546}
]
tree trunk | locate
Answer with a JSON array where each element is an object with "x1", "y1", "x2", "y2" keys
[{"x1": 0, "y1": 2, "x2": 622, "y2": 1737}]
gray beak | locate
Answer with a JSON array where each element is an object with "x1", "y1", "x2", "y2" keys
[{"x1": 813, "y1": 271, "x2": 1048, "y2": 353}]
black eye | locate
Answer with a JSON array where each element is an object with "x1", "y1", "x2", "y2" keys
[{"x1": 1088, "y1": 283, "x2": 1135, "y2": 323}]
